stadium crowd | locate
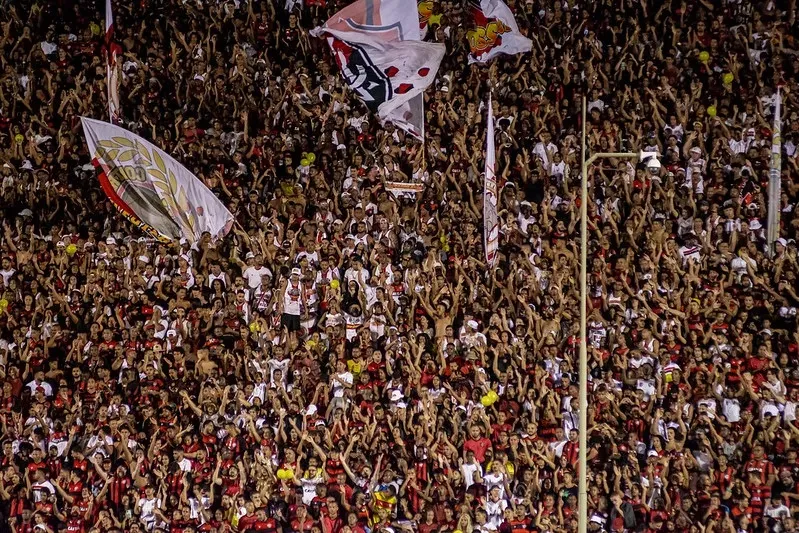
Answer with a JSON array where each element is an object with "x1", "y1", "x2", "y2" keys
[{"x1": 0, "y1": 0, "x2": 799, "y2": 532}]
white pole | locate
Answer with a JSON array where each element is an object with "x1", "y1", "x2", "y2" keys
[
  {"x1": 578, "y1": 96, "x2": 588, "y2": 533},
  {"x1": 767, "y1": 86, "x2": 782, "y2": 257}
]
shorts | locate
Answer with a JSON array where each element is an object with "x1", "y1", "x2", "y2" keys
[{"x1": 281, "y1": 313, "x2": 301, "y2": 332}]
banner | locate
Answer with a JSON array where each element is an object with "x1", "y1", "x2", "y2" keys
[
  {"x1": 81, "y1": 117, "x2": 234, "y2": 244},
  {"x1": 767, "y1": 86, "x2": 782, "y2": 255},
  {"x1": 312, "y1": 0, "x2": 443, "y2": 138},
  {"x1": 483, "y1": 94, "x2": 498, "y2": 267},
  {"x1": 467, "y1": 0, "x2": 532, "y2": 64},
  {"x1": 385, "y1": 181, "x2": 424, "y2": 197},
  {"x1": 105, "y1": 0, "x2": 121, "y2": 124}
]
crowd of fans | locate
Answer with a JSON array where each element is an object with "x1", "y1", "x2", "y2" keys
[{"x1": 0, "y1": 0, "x2": 798, "y2": 532}]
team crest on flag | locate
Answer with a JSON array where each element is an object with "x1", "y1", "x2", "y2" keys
[
  {"x1": 330, "y1": 39, "x2": 393, "y2": 111},
  {"x1": 467, "y1": 0, "x2": 532, "y2": 63},
  {"x1": 81, "y1": 117, "x2": 234, "y2": 244},
  {"x1": 312, "y1": 0, "x2": 443, "y2": 139},
  {"x1": 418, "y1": 0, "x2": 433, "y2": 33}
]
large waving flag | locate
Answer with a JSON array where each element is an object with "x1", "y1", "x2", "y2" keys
[
  {"x1": 467, "y1": 0, "x2": 532, "y2": 64},
  {"x1": 311, "y1": 0, "x2": 444, "y2": 139},
  {"x1": 105, "y1": 0, "x2": 122, "y2": 124},
  {"x1": 483, "y1": 95, "x2": 498, "y2": 267},
  {"x1": 81, "y1": 118, "x2": 234, "y2": 244}
]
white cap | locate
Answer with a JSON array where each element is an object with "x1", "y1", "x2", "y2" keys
[
  {"x1": 306, "y1": 404, "x2": 318, "y2": 416},
  {"x1": 138, "y1": 255, "x2": 149, "y2": 264},
  {"x1": 179, "y1": 237, "x2": 189, "y2": 246},
  {"x1": 166, "y1": 329, "x2": 177, "y2": 336},
  {"x1": 777, "y1": 238, "x2": 788, "y2": 247},
  {"x1": 106, "y1": 237, "x2": 117, "y2": 245},
  {"x1": 467, "y1": 320, "x2": 479, "y2": 330},
  {"x1": 291, "y1": 267, "x2": 302, "y2": 276},
  {"x1": 245, "y1": 252, "x2": 255, "y2": 259},
  {"x1": 390, "y1": 390, "x2": 403, "y2": 402}
]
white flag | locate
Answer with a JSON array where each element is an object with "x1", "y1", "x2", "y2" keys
[
  {"x1": 767, "y1": 87, "x2": 782, "y2": 253},
  {"x1": 105, "y1": 0, "x2": 121, "y2": 124},
  {"x1": 483, "y1": 95, "x2": 498, "y2": 267},
  {"x1": 467, "y1": 0, "x2": 532, "y2": 64},
  {"x1": 312, "y1": 0, "x2": 442, "y2": 138},
  {"x1": 81, "y1": 117, "x2": 234, "y2": 244}
]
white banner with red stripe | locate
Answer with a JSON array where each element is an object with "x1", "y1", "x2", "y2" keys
[{"x1": 483, "y1": 94, "x2": 498, "y2": 267}]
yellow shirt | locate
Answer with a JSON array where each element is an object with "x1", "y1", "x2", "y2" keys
[{"x1": 347, "y1": 359, "x2": 363, "y2": 377}]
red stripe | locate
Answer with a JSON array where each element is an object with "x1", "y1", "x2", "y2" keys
[
  {"x1": 104, "y1": 24, "x2": 122, "y2": 67},
  {"x1": 91, "y1": 158, "x2": 137, "y2": 218}
]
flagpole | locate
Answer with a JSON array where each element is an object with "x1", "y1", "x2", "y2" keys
[
  {"x1": 578, "y1": 95, "x2": 588, "y2": 533},
  {"x1": 767, "y1": 86, "x2": 782, "y2": 257}
]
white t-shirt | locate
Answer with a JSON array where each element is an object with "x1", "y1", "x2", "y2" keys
[
  {"x1": 31, "y1": 480, "x2": 55, "y2": 502},
  {"x1": 138, "y1": 497, "x2": 161, "y2": 523},
  {"x1": 300, "y1": 475, "x2": 324, "y2": 505},
  {"x1": 0, "y1": 268, "x2": 16, "y2": 285},
  {"x1": 482, "y1": 472, "x2": 506, "y2": 499},
  {"x1": 331, "y1": 371, "x2": 353, "y2": 398},
  {"x1": 344, "y1": 267, "x2": 370, "y2": 287},
  {"x1": 26, "y1": 380, "x2": 53, "y2": 397},
  {"x1": 283, "y1": 281, "x2": 303, "y2": 316},
  {"x1": 461, "y1": 462, "x2": 482, "y2": 488},
  {"x1": 243, "y1": 266, "x2": 272, "y2": 289},
  {"x1": 484, "y1": 498, "x2": 508, "y2": 530}
]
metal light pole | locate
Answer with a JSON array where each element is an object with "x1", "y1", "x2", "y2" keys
[{"x1": 578, "y1": 97, "x2": 654, "y2": 533}]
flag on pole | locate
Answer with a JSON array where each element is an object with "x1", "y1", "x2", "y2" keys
[
  {"x1": 81, "y1": 117, "x2": 234, "y2": 244},
  {"x1": 483, "y1": 94, "x2": 499, "y2": 267},
  {"x1": 311, "y1": 0, "x2": 443, "y2": 139},
  {"x1": 418, "y1": 0, "x2": 433, "y2": 37},
  {"x1": 467, "y1": 0, "x2": 532, "y2": 64},
  {"x1": 767, "y1": 86, "x2": 782, "y2": 256},
  {"x1": 105, "y1": 0, "x2": 122, "y2": 124}
]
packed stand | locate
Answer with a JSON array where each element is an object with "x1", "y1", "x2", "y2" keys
[{"x1": 1, "y1": 0, "x2": 799, "y2": 532}]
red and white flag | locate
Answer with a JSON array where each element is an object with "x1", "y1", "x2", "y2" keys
[
  {"x1": 467, "y1": 0, "x2": 532, "y2": 64},
  {"x1": 82, "y1": 117, "x2": 234, "y2": 244},
  {"x1": 311, "y1": 0, "x2": 443, "y2": 139},
  {"x1": 483, "y1": 94, "x2": 498, "y2": 267},
  {"x1": 105, "y1": 0, "x2": 122, "y2": 124}
]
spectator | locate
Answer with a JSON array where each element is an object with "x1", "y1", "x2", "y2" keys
[{"x1": 0, "y1": 0, "x2": 798, "y2": 533}]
